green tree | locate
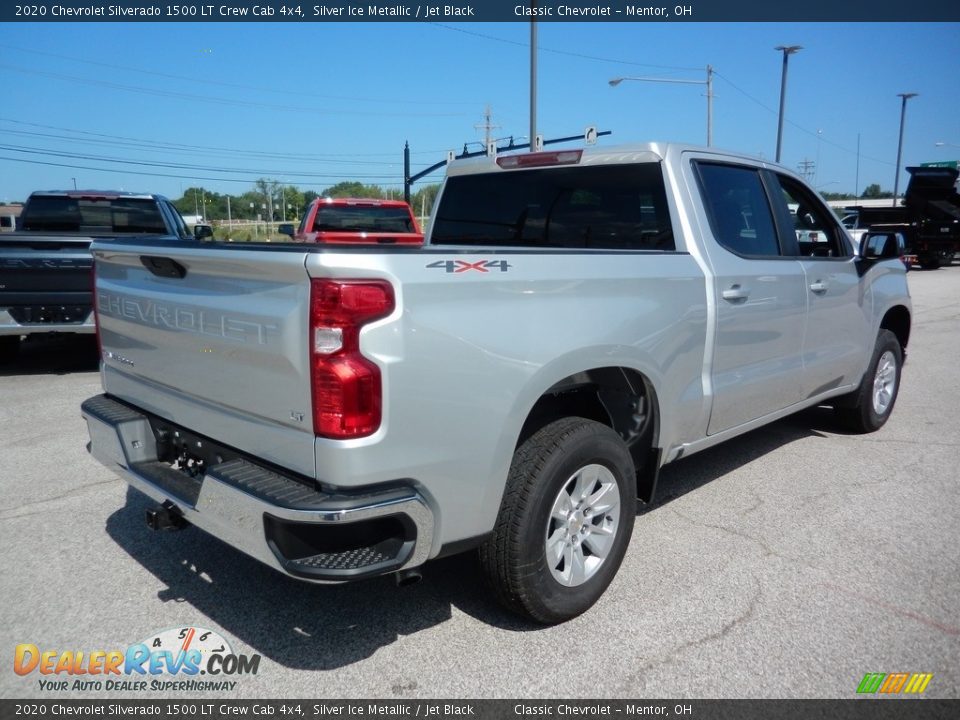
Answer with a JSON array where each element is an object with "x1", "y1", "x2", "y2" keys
[
  {"x1": 861, "y1": 183, "x2": 893, "y2": 199},
  {"x1": 321, "y1": 181, "x2": 384, "y2": 199},
  {"x1": 410, "y1": 183, "x2": 441, "y2": 221},
  {"x1": 172, "y1": 187, "x2": 226, "y2": 221}
]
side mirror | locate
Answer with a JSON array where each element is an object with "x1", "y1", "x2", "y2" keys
[
  {"x1": 193, "y1": 224, "x2": 214, "y2": 241},
  {"x1": 859, "y1": 231, "x2": 902, "y2": 260},
  {"x1": 278, "y1": 223, "x2": 295, "y2": 237}
]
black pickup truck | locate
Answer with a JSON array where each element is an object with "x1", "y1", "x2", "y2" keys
[
  {"x1": 0, "y1": 190, "x2": 211, "y2": 362},
  {"x1": 845, "y1": 166, "x2": 960, "y2": 269}
]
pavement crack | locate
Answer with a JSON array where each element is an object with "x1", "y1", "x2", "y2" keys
[
  {"x1": 0, "y1": 478, "x2": 118, "y2": 519},
  {"x1": 621, "y1": 578, "x2": 761, "y2": 693},
  {"x1": 668, "y1": 507, "x2": 797, "y2": 564}
]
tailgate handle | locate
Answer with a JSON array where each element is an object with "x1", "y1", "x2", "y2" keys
[{"x1": 140, "y1": 256, "x2": 187, "y2": 279}]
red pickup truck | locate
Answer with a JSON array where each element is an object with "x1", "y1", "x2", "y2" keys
[{"x1": 282, "y1": 197, "x2": 423, "y2": 245}]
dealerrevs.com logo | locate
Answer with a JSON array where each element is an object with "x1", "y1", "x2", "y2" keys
[{"x1": 14, "y1": 627, "x2": 261, "y2": 693}]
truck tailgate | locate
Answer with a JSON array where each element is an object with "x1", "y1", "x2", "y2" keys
[
  {"x1": 93, "y1": 242, "x2": 317, "y2": 477},
  {"x1": 0, "y1": 234, "x2": 94, "y2": 325}
]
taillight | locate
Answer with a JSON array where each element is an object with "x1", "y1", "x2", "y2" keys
[{"x1": 309, "y1": 279, "x2": 395, "y2": 439}]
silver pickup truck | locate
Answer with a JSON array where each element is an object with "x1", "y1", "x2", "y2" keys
[{"x1": 82, "y1": 144, "x2": 911, "y2": 623}]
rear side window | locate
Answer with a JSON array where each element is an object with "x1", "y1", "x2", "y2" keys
[
  {"x1": 431, "y1": 163, "x2": 675, "y2": 250},
  {"x1": 696, "y1": 163, "x2": 781, "y2": 257}
]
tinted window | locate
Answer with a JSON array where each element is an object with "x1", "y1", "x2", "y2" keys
[
  {"x1": 431, "y1": 163, "x2": 675, "y2": 250},
  {"x1": 312, "y1": 206, "x2": 413, "y2": 233},
  {"x1": 697, "y1": 163, "x2": 780, "y2": 257},
  {"x1": 21, "y1": 196, "x2": 167, "y2": 234},
  {"x1": 773, "y1": 174, "x2": 848, "y2": 258}
]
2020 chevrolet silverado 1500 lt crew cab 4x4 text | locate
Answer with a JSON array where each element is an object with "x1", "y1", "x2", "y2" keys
[
  {"x1": 81, "y1": 144, "x2": 911, "y2": 623},
  {"x1": 0, "y1": 190, "x2": 212, "y2": 362},
  {"x1": 279, "y1": 196, "x2": 423, "y2": 245}
]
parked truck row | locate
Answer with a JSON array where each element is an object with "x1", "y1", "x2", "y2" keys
[
  {"x1": 0, "y1": 191, "x2": 423, "y2": 362},
  {"x1": 0, "y1": 190, "x2": 212, "y2": 362},
  {"x1": 841, "y1": 165, "x2": 960, "y2": 269},
  {"x1": 78, "y1": 143, "x2": 912, "y2": 623}
]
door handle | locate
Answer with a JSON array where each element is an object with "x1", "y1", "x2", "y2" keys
[
  {"x1": 721, "y1": 285, "x2": 750, "y2": 302},
  {"x1": 809, "y1": 281, "x2": 828, "y2": 294}
]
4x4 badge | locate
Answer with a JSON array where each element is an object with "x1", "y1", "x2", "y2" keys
[{"x1": 426, "y1": 260, "x2": 511, "y2": 274}]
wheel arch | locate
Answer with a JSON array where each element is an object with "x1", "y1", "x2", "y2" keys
[
  {"x1": 516, "y1": 365, "x2": 662, "y2": 503},
  {"x1": 879, "y1": 304, "x2": 911, "y2": 353}
]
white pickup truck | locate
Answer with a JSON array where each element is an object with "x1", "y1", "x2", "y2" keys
[{"x1": 82, "y1": 143, "x2": 911, "y2": 623}]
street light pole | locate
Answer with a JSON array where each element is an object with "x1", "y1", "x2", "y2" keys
[
  {"x1": 530, "y1": 8, "x2": 538, "y2": 150},
  {"x1": 609, "y1": 64, "x2": 714, "y2": 146},
  {"x1": 893, "y1": 92, "x2": 918, "y2": 207},
  {"x1": 774, "y1": 45, "x2": 802, "y2": 163}
]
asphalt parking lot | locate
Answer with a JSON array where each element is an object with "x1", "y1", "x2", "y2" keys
[{"x1": 1, "y1": 266, "x2": 958, "y2": 701}]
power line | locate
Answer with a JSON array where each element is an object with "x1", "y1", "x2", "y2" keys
[
  {"x1": 0, "y1": 128, "x2": 403, "y2": 167},
  {"x1": 0, "y1": 146, "x2": 401, "y2": 180},
  {"x1": 0, "y1": 43, "x2": 478, "y2": 108},
  {"x1": 429, "y1": 23, "x2": 701, "y2": 72},
  {"x1": 0, "y1": 64, "x2": 469, "y2": 118},
  {"x1": 0, "y1": 155, "x2": 404, "y2": 187},
  {"x1": 713, "y1": 71, "x2": 894, "y2": 167},
  {"x1": 0, "y1": 118, "x2": 445, "y2": 158}
]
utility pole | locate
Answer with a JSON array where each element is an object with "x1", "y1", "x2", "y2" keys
[
  {"x1": 855, "y1": 133, "x2": 861, "y2": 199},
  {"x1": 475, "y1": 105, "x2": 500, "y2": 151},
  {"x1": 797, "y1": 159, "x2": 815, "y2": 182},
  {"x1": 705, "y1": 65, "x2": 713, "y2": 147}
]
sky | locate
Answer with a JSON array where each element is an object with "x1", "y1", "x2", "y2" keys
[{"x1": 1, "y1": 20, "x2": 959, "y2": 207}]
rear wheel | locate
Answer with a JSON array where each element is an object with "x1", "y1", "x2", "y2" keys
[
  {"x1": 479, "y1": 417, "x2": 636, "y2": 624},
  {"x1": 0, "y1": 335, "x2": 20, "y2": 364},
  {"x1": 835, "y1": 329, "x2": 902, "y2": 433}
]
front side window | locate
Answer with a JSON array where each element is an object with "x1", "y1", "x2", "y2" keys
[
  {"x1": 773, "y1": 174, "x2": 848, "y2": 258},
  {"x1": 431, "y1": 163, "x2": 675, "y2": 250},
  {"x1": 696, "y1": 163, "x2": 781, "y2": 257}
]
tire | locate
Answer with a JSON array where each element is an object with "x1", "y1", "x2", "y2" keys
[
  {"x1": 834, "y1": 329, "x2": 903, "y2": 433},
  {"x1": 479, "y1": 417, "x2": 636, "y2": 624},
  {"x1": 0, "y1": 335, "x2": 20, "y2": 364}
]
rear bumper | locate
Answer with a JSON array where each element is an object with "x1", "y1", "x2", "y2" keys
[
  {"x1": 0, "y1": 307, "x2": 95, "y2": 335},
  {"x1": 81, "y1": 394, "x2": 434, "y2": 582}
]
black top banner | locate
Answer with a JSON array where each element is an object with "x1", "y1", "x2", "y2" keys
[{"x1": 4, "y1": 1, "x2": 960, "y2": 22}]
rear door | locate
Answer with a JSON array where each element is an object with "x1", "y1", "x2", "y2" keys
[{"x1": 691, "y1": 160, "x2": 808, "y2": 435}]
